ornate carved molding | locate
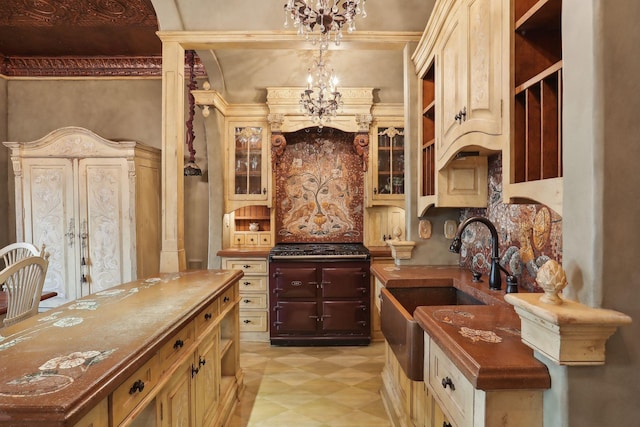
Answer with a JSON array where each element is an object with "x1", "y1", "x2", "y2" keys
[
  {"x1": 1, "y1": 55, "x2": 207, "y2": 78},
  {"x1": 0, "y1": 0, "x2": 158, "y2": 26},
  {"x1": 353, "y1": 132, "x2": 369, "y2": 172}
]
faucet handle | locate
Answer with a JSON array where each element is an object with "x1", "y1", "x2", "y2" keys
[
  {"x1": 506, "y1": 275, "x2": 518, "y2": 293},
  {"x1": 471, "y1": 270, "x2": 483, "y2": 282}
]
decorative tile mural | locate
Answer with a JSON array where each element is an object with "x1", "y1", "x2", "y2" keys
[
  {"x1": 274, "y1": 127, "x2": 365, "y2": 243},
  {"x1": 459, "y1": 154, "x2": 563, "y2": 292}
]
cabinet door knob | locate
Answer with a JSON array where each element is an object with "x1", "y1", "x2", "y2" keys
[
  {"x1": 373, "y1": 187, "x2": 378, "y2": 195},
  {"x1": 441, "y1": 376, "x2": 455, "y2": 391}
]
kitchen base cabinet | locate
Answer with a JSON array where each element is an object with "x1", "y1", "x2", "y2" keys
[{"x1": 222, "y1": 256, "x2": 269, "y2": 342}]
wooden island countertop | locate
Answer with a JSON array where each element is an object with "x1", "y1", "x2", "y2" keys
[
  {"x1": 0, "y1": 269, "x2": 243, "y2": 426},
  {"x1": 371, "y1": 263, "x2": 550, "y2": 391}
]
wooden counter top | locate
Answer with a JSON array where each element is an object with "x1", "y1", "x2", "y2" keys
[
  {"x1": 371, "y1": 263, "x2": 550, "y2": 391},
  {"x1": 414, "y1": 305, "x2": 550, "y2": 390},
  {"x1": 0, "y1": 269, "x2": 243, "y2": 426}
]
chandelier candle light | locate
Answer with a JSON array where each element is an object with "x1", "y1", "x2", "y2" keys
[
  {"x1": 300, "y1": 49, "x2": 343, "y2": 128},
  {"x1": 284, "y1": 0, "x2": 367, "y2": 51}
]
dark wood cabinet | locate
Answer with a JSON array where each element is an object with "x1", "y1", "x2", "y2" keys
[{"x1": 269, "y1": 261, "x2": 371, "y2": 345}]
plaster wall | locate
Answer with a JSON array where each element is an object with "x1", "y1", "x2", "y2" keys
[
  {"x1": 3, "y1": 78, "x2": 211, "y2": 268},
  {"x1": 0, "y1": 77, "x2": 8, "y2": 247},
  {"x1": 562, "y1": 0, "x2": 640, "y2": 425}
]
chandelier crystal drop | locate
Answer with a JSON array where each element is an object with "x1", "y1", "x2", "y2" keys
[
  {"x1": 299, "y1": 49, "x2": 343, "y2": 128},
  {"x1": 284, "y1": 0, "x2": 367, "y2": 51}
]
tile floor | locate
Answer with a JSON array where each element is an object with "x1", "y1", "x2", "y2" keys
[{"x1": 227, "y1": 341, "x2": 392, "y2": 427}]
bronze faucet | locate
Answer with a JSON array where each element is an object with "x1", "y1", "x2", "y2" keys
[{"x1": 449, "y1": 216, "x2": 518, "y2": 293}]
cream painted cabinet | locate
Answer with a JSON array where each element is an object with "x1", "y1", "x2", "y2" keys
[
  {"x1": 222, "y1": 257, "x2": 269, "y2": 342},
  {"x1": 369, "y1": 124, "x2": 405, "y2": 208},
  {"x1": 436, "y1": 0, "x2": 508, "y2": 168},
  {"x1": 4, "y1": 127, "x2": 161, "y2": 308},
  {"x1": 226, "y1": 122, "x2": 270, "y2": 212},
  {"x1": 365, "y1": 206, "x2": 405, "y2": 247}
]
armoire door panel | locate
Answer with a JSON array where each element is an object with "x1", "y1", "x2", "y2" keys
[
  {"x1": 78, "y1": 158, "x2": 132, "y2": 295},
  {"x1": 22, "y1": 158, "x2": 79, "y2": 305}
]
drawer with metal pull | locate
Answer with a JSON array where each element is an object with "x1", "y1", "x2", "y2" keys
[{"x1": 111, "y1": 355, "x2": 160, "y2": 426}]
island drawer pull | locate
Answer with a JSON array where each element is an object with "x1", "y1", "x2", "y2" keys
[
  {"x1": 129, "y1": 379, "x2": 145, "y2": 395},
  {"x1": 173, "y1": 339, "x2": 184, "y2": 349}
]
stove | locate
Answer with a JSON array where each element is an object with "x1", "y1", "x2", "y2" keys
[
  {"x1": 268, "y1": 242, "x2": 372, "y2": 346},
  {"x1": 268, "y1": 243, "x2": 370, "y2": 260}
]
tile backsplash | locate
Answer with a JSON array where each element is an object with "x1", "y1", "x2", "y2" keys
[{"x1": 458, "y1": 154, "x2": 562, "y2": 292}]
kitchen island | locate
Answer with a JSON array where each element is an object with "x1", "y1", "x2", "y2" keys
[
  {"x1": 0, "y1": 269, "x2": 243, "y2": 427},
  {"x1": 371, "y1": 264, "x2": 550, "y2": 427}
]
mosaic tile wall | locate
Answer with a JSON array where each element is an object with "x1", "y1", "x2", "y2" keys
[
  {"x1": 274, "y1": 127, "x2": 365, "y2": 243},
  {"x1": 458, "y1": 154, "x2": 563, "y2": 292}
]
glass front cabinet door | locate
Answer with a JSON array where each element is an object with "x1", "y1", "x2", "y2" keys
[
  {"x1": 227, "y1": 122, "x2": 270, "y2": 210},
  {"x1": 370, "y1": 125, "x2": 405, "y2": 207}
]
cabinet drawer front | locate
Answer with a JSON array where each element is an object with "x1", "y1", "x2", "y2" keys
[
  {"x1": 220, "y1": 286, "x2": 237, "y2": 313},
  {"x1": 239, "y1": 276, "x2": 267, "y2": 292},
  {"x1": 240, "y1": 294, "x2": 267, "y2": 310},
  {"x1": 240, "y1": 312, "x2": 268, "y2": 332},
  {"x1": 224, "y1": 259, "x2": 267, "y2": 274},
  {"x1": 159, "y1": 321, "x2": 196, "y2": 372},
  {"x1": 232, "y1": 233, "x2": 246, "y2": 246},
  {"x1": 195, "y1": 299, "x2": 220, "y2": 336},
  {"x1": 111, "y1": 355, "x2": 160, "y2": 427},
  {"x1": 429, "y1": 340, "x2": 473, "y2": 427}
]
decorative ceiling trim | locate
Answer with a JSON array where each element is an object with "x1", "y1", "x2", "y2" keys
[
  {"x1": 1, "y1": 55, "x2": 207, "y2": 78},
  {"x1": 0, "y1": 0, "x2": 158, "y2": 26}
]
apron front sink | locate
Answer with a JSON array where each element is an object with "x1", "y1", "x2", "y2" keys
[{"x1": 380, "y1": 286, "x2": 484, "y2": 381}]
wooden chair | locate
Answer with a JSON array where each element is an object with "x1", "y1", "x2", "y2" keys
[
  {"x1": 1, "y1": 255, "x2": 50, "y2": 328},
  {"x1": 0, "y1": 242, "x2": 45, "y2": 270}
]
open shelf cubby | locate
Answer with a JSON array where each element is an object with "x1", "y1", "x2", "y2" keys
[
  {"x1": 422, "y1": 63, "x2": 436, "y2": 197},
  {"x1": 513, "y1": 0, "x2": 562, "y2": 183}
]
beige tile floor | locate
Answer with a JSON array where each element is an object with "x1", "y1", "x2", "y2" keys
[{"x1": 227, "y1": 341, "x2": 392, "y2": 427}]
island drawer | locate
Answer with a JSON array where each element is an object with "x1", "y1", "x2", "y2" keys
[
  {"x1": 111, "y1": 355, "x2": 160, "y2": 426},
  {"x1": 428, "y1": 339, "x2": 473, "y2": 427},
  {"x1": 220, "y1": 285, "x2": 237, "y2": 314},
  {"x1": 159, "y1": 320, "x2": 196, "y2": 372},
  {"x1": 195, "y1": 298, "x2": 220, "y2": 336}
]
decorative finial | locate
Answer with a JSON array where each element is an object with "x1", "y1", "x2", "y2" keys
[{"x1": 536, "y1": 260, "x2": 568, "y2": 305}]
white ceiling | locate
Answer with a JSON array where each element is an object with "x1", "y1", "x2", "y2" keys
[{"x1": 153, "y1": 0, "x2": 436, "y2": 104}]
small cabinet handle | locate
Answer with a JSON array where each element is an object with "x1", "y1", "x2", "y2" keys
[
  {"x1": 199, "y1": 356, "x2": 206, "y2": 367},
  {"x1": 243, "y1": 319, "x2": 251, "y2": 324},
  {"x1": 243, "y1": 281, "x2": 251, "y2": 286},
  {"x1": 243, "y1": 264, "x2": 251, "y2": 269},
  {"x1": 373, "y1": 187, "x2": 378, "y2": 195},
  {"x1": 224, "y1": 296, "x2": 230, "y2": 303},
  {"x1": 243, "y1": 299, "x2": 251, "y2": 303},
  {"x1": 441, "y1": 376, "x2": 455, "y2": 391},
  {"x1": 191, "y1": 364, "x2": 199, "y2": 377},
  {"x1": 263, "y1": 188, "x2": 267, "y2": 194},
  {"x1": 129, "y1": 379, "x2": 145, "y2": 395},
  {"x1": 443, "y1": 422, "x2": 453, "y2": 427},
  {"x1": 204, "y1": 312, "x2": 212, "y2": 320},
  {"x1": 173, "y1": 339, "x2": 184, "y2": 350}
]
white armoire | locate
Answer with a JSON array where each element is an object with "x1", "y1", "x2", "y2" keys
[{"x1": 4, "y1": 127, "x2": 161, "y2": 308}]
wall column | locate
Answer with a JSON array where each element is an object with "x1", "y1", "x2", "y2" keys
[{"x1": 159, "y1": 40, "x2": 186, "y2": 272}]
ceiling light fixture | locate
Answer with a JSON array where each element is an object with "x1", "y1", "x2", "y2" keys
[
  {"x1": 284, "y1": 0, "x2": 367, "y2": 51},
  {"x1": 300, "y1": 49, "x2": 343, "y2": 128},
  {"x1": 184, "y1": 50, "x2": 202, "y2": 176}
]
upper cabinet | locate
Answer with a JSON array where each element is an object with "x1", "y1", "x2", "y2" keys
[
  {"x1": 226, "y1": 121, "x2": 271, "y2": 211},
  {"x1": 414, "y1": 0, "x2": 503, "y2": 215},
  {"x1": 503, "y1": 0, "x2": 563, "y2": 215},
  {"x1": 436, "y1": 0, "x2": 509, "y2": 168},
  {"x1": 369, "y1": 122, "x2": 405, "y2": 208}
]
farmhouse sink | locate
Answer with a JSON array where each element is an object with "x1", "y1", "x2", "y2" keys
[{"x1": 380, "y1": 285, "x2": 484, "y2": 381}]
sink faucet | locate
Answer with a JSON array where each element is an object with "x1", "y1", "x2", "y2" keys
[{"x1": 449, "y1": 216, "x2": 517, "y2": 293}]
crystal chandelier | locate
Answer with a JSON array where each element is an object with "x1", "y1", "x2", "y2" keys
[
  {"x1": 300, "y1": 49, "x2": 343, "y2": 128},
  {"x1": 284, "y1": 0, "x2": 367, "y2": 51}
]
